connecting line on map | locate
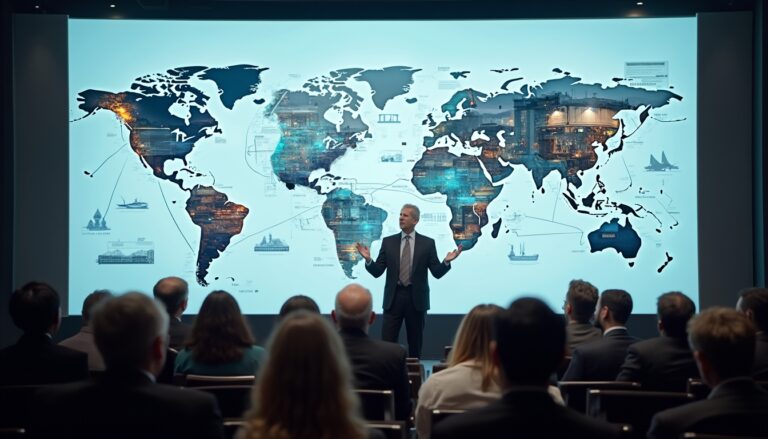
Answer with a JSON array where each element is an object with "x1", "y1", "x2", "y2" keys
[
  {"x1": 242, "y1": 132, "x2": 271, "y2": 178},
  {"x1": 367, "y1": 178, "x2": 412, "y2": 196},
  {"x1": 157, "y1": 181, "x2": 195, "y2": 254},
  {"x1": 103, "y1": 158, "x2": 128, "y2": 219},
  {"x1": 523, "y1": 215, "x2": 585, "y2": 243},
  {"x1": 88, "y1": 143, "x2": 128, "y2": 178},
  {"x1": 615, "y1": 157, "x2": 633, "y2": 193},
  {"x1": 365, "y1": 179, "x2": 446, "y2": 204},
  {"x1": 266, "y1": 91, "x2": 289, "y2": 117},
  {"x1": 551, "y1": 180, "x2": 563, "y2": 221},
  {"x1": 229, "y1": 204, "x2": 324, "y2": 249},
  {"x1": 655, "y1": 198, "x2": 679, "y2": 227}
]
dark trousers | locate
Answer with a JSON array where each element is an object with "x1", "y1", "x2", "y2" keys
[{"x1": 382, "y1": 285, "x2": 425, "y2": 358}]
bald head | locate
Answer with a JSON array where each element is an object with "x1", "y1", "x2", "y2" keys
[
  {"x1": 152, "y1": 276, "x2": 188, "y2": 318},
  {"x1": 333, "y1": 283, "x2": 374, "y2": 331}
]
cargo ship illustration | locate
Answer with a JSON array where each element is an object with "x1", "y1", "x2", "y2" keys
[{"x1": 508, "y1": 243, "x2": 539, "y2": 262}]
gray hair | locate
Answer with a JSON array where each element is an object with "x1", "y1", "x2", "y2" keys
[
  {"x1": 93, "y1": 292, "x2": 169, "y2": 369},
  {"x1": 402, "y1": 204, "x2": 420, "y2": 221},
  {"x1": 334, "y1": 284, "x2": 373, "y2": 330}
]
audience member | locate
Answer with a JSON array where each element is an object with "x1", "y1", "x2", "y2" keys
[
  {"x1": 278, "y1": 294, "x2": 320, "y2": 319},
  {"x1": 562, "y1": 289, "x2": 638, "y2": 381},
  {"x1": 238, "y1": 311, "x2": 373, "y2": 439},
  {"x1": 153, "y1": 276, "x2": 191, "y2": 349},
  {"x1": 29, "y1": 292, "x2": 223, "y2": 438},
  {"x1": 175, "y1": 290, "x2": 264, "y2": 376},
  {"x1": 0, "y1": 282, "x2": 88, "y2": 385},
  {"x1": 616, "y1": 291, "x2": 699, "y2": 391},
  {"x1": 648, "y1": 308, "x2": 768, "y2": 439},
  {"x1": 417, "y1": 304, "x2": 564, "y2": 439},
  {"x1": 431, "y1": 298, "x2": 621, "y2": 439},
  {"x1": 737, "y1": 287, "x2": 768, "y2": 377},
  {"x1": 564, "y1": 279, "x2": 601, "y2": 351},
  {"x1": 59, "y1": 290, "x2": 112, "y2": 371},
  {"x1": 331, "y1": 283, "x2": 411, "y2": 421}
]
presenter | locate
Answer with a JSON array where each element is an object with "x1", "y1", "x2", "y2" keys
[{"x1": 356, "y1": 204, "x2": 462, "y2": 358}]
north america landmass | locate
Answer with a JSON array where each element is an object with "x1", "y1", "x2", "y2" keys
[{"x1": 76, "y1": 64, "x2": 682, "y2": 285}]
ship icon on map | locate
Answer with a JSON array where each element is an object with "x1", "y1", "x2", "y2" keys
[
  {"x1": 117, "y1": 197, "x2": 149, "y2": 209},
  {"x1": 508, "y1": 243, "x2": 539, "y2": 262},
  {"x1": 645, "y1": 152, "x2": 678, "y2": 171}
]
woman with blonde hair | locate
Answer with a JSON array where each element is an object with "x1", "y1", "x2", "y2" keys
[
  {"x1": 238, "y1": 311, "x2": 373, "y2": 439},
  {"x1": 415, "y1": 304, "x2": 563, "y2": 439}
]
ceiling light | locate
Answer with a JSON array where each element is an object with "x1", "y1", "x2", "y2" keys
[
  {"x1": 110, "y1": 4, "x2": 116, "y2": 7},
  {"x1": 637, "y1": 1, "x2": 644, "y2": 5}
]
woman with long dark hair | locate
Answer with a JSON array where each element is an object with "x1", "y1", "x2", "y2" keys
[{"x1": 175, "y1": 290, "x2": 264, "y2": 376}]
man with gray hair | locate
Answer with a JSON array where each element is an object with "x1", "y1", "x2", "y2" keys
[
  {"x1": 30, "y1": 292, "x2": 224, "y2": 438},
  {"x1": 153, "y1": 276, "x2": 191, "y2": 349},
  {"x1": 357, "y1": 203, "x2": 462, "y2": 357},
  {"x1": 332, "y1": 283, "x2": 411, "y2": 421}
]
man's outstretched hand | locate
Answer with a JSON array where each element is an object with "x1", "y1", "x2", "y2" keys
[
  {"x1": 356, "y1": 242, "x2": 372, "y2": 262},
  {"x1": 444, "y1": 244, "x2": 463, "y2": 264}
]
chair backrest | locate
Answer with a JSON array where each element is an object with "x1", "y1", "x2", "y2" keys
[
  {"x1": 687, "y1": 378, "x2": 711, "y2": 400},
  {"x1": 430, "y1": 409, "x2": 466, "y2": 431},
  {"x1": 432, "y1": 362, "x2": 449, "y2": 375},
  {"x1": 193, "y1": 385, "x2": 252, "y2": 420},
  {"x1": 406, "y1": 361, "x2": 425, "y2": 382},
  {"x1": 366, "y1": 421, "x2": 407, "y2": 439},
  {"x1": 443, "y1": 346, "x2": 452, "y2": 361},
  {"x1": 558, "y1": 381, "x2": 641, "y2": 413},
  {"x1": 0, "y1": 428, "x2": 26, "y2": 439},
  {"x1": 184, "y1": 374, "x2": 256, "y2": 387},
  {"x1": 684, "y1": 411, "x2": 768, "y2": 438},
  {"x1": 223, "y1": 420, "x2": 245, "y2": 439},
  {"x1": 408, "y1": 372, "x2": 423, "y2": 400},
  {"x1": 0, "y1": 385, "x2": 40, "y2": 429},
  {"x1": 683, "y1": 434, "x2": 768, "y2": 439},
  {"x1": 587, "y1": 389, "x2": 694, "y2": 434},
  {"x1": 356, "y1": 389, "x2": 395, "y2": 421}
]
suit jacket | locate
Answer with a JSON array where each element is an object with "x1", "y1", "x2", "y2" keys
[
  {"x1": 339, "y1": 327, "x2": 411, "y2": 421},
  {"x1": 566, "y1": 322, "x2": 602, "y2": 352},
  {"x1": 59, "y1": 326, "x2": 105, "y2": 371},
  {"x1": 431, "y1": 388, "x2": 622, "y2": 439},
  {"x1": 562, "y1": 328, "x2": 639, "y2": 381},
  {"x1": 0, "y1": 333, "x2": 88, "y2": 385},
  {"x1": 28, "y1": 369, "x2": 224, "y2": 439},
  {"x1": 168, "y1": 318, "x2": 192, "y2": 350},
  {"x1": 616, "y1": 335, "x2": 699, "y2": 391},
  {"x1": 648, "y1": 377, "x2": 768, "y2": 439},
  {"x1": 366, "y1": 232, "x2": 450, "y2": 312},
  {"x1": 753, "y1": 332, "x2": 768, "y2": 378}
]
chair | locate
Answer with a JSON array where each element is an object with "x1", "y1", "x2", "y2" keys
[
  {"x1": 223, "y1": 420, "x2": 245, "y2": 439},
  {"x1": 683, "y1": 434, "x2": 768, "y2": 439},
  {"x1": 183, "y1": 374, "x2": 256, "y2": 387},
  {"x1": 430, "y1": 409, "x2": 465, "y2": 431},
  {"x1": 365, "y1": 421, "x2": 407, "y2": 439},
  {"x1": 432, "y1": 362, "x2": 449, "y2": 375},
  {"x1": 0, "y1": 428, "x2": 25, "y2": 439},
  {"x1": 193, "y1": 385, "x2": 252, "y2": 420},
  {"x1": 406, "y1": 361, "x2": 425, "y2": 382},
  {"x1": 356, "y1": 389, "x2": 395, "y2": 421},
  {"x1": 0, "y1": 385, "x2": 40, "y2": 429},
  {"x1": 558, "y1": 381, "x2": 641, "y2": 413},
  {"x1": 408, "y1": 372, "x2": 423, "y2": 400},
  {"x1": 687, "y1": 378, "x2": 711, "y2": 400},
  {"x1": 586, "y1": 389, "x2": 694, "y2": 434},
  {"x1": 443, "y1": 346, "x2": 452, "y2": 361}
]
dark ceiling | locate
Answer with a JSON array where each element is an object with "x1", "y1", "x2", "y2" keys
[{"x1": 9, "y1": 0, "x2": 760, "y2": 20}]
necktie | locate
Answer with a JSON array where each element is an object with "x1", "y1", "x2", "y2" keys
[{"x1": 399, "y1": 235, "x2": 411, "y2": 286}]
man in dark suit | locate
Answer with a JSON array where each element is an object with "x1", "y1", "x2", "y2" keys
[
  {"x1": 0, "y1": 282, "x2": 88, "y2": 385},
  {"x1": 562, "y1": 289, "x2": 638, "y2": 381},
  {"x1": 563, "y1": 279, "x2": 602, "y2": 352},
  {"x1": 29, "y1": 292, "x2": 224, "y2": 439},
  {"x1": 432, "y1": 298, "x2": 621, "y2": 439},
  {"x1": 331, "y1": 283, "x2": 411, "y2": 421},
  {"x1": 648, "y1": 308, "x2": 768, "y2": 439},
  {"x1": 357, "y1": 204, "x2": 461, "y2": 358},
  {"x1": 736, "y1": 287, "x2": 768, "y2": 378},
  {"x1": 616, "y1": 291, "x2": 699, "y2": 391},
  {"x1": 153, "y1": 276, "x2": 191, "y2": 349},
  {"x1": 59, "y1": 290, "x2": 112, "y2": 371}
]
